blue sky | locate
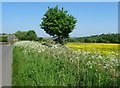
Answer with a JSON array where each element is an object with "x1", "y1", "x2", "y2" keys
[{"x1": 2, "y1": 2, "x2": 118, "y2": 37}]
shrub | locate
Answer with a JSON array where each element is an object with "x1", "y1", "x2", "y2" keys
[
  {"x1": 0, "y1": 36, "x2": 7, "y2": 42},
  {"x1": 36, "y1": 37, "x2": 43, "y2": 41}
]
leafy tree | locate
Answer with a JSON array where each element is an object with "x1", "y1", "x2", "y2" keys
[
  {"x1": 26, "y1": 30, "x2": 37, "y2": 41},
  {"x1": 15, "y1": 30, "x2": 37, "y2": 41},
  {"x1": 84, "y1": 38, "x2": 90, "y2": 43},
  {"x1": 2, "y1": 33, "x2": 6, "y2": 35},
  {"x1": 15, "y1": 31, "x2": 27, "y2": 40},
  {"x1": 40, "y1": 5, "x2": 77, "y2": 44},
  {"x1": 36, "y1": 37, "x2": 43, "y2": 41},
  {"x1": 21, "y1": 32, "x2": 28, "y2": 40},
  {"x1": 14, "y1": 31, "x2": 21, "y2": 37}
]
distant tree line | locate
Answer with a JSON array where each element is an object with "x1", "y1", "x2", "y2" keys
[
  {"x1": 68, "y1": 33, "x2": 120, "y2": 43},
  {"x1": 15, "y1": 30, "x2": 37, "y2": 41},
  {"x1": 14, "y1": 30, "x2": 50, "y2": 42}
]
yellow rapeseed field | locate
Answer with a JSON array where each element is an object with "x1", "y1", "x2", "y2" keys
[{"x1": 66, "y1": 43, "x2": 119, "y2": 55}]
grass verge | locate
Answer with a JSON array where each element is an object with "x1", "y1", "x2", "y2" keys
[{"x1": 12, "y1": 41, "x2": 120, "y2": 86}]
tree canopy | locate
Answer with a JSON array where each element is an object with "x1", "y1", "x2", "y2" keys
[
  {"x1": 15, "y1": 30, "x2": 37, "y2": 41},
  {"x1": 40, "y1": 5, "x2": 77, "y2": 44},
  {"x1": 26, "y1": 30, "x2": 37, "y2": 41}
]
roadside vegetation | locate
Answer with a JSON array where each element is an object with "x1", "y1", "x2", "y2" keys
[
  {"x1": 14, "y1": 30, "x2": 37, "y2": 41},
  {"x1": 0, "y1": 36, "x2": 7, "y2": 42},
  {"x1": 12, "y1": 41, "x2": 119, "y2": 86}
]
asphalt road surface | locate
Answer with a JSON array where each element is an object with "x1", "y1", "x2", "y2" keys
[
  {"x1": 0, "y1": 46, "x2": 2, "y2": 87},
  {"x1": 1, "y1": 45, "x2": 14, "y2": 87}
]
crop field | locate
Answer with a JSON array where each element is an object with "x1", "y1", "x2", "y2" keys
[
  {"x1": 12, "y1": 41, "x2": 120, "y2": 86},
  {"x1": 67, "y1": 43, "x2": 119, "y2": 55}
]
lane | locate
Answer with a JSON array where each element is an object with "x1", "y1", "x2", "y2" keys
[
  {"x1": 0, "y1": 46, "x2": 2, "y2": 87},
  {"x1": 2, "y1": 45, "x2": 14, "y2": 86}
]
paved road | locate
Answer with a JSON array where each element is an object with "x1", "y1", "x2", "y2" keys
[
  {"x1": 0, "y1": 46, "x2": 2, "y2": 87},
  {"x1": 1, "y1": 45, "x2": 14, "y2": 87}
]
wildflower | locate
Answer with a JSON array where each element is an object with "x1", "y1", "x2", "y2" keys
[
  {"x1": 98, "y1": 55, "x2": 102, "y2": 59},
  {"x1": 76, "y1": 57, "x2": 79, "y2": 60},
  {"x1": 89, "y1": 66, "x2": 92, "y2": 68}
]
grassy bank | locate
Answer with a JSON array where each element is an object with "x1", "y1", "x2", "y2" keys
[
  {"x1": 12, "y1": 41, "x2": 119, "y2": 86},
  {"x1": 12, "y1": 41, "x2": 78, "y2": 86}
]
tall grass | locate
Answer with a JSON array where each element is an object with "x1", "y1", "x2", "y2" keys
[{"x1": 12, "y1": 41, "x2": 119, "y2": 87}]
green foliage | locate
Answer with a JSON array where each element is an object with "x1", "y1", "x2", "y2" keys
[
  {"x1": 68, "y1": 33, "x2": 120, "y2": 43},
  {"x1": 0, "y1": 36, "x2": 7, "y2": 42},
  {"x1": 36, "y1": 37, "x2": 43, "y2": 41},
  {"x1": 12, "y1": 46, "x2": 78, "y2": 86},
  {"x1": 15, "y1": 30, "x2": 37, "y2": 41},
  {"x1": 42, "y1": 38, "x2": 50, "y2": 43},
  {"x1": 26, "y1": 30, "x2": 37, "y2": 41},
  {"x1": 40, "y1": 5, "x2": 77, "y2": 44},
  {"x1": 15, "y1": 31, "x2": 27, "y2": 40},
  {"x1": 2, "y1": 33, "x2": 6, "y2": 35},
  {"x1": 84, "y1": 38, "x2": 90, "y2": 43}
]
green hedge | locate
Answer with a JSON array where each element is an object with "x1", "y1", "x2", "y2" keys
[{"x1": 0, "y1": 36, "x2": 7, "y2": 42}]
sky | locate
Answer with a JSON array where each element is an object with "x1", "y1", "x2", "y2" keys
[{"x1": 2, "y1": 2, "x2": 118, "y2": 37}]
